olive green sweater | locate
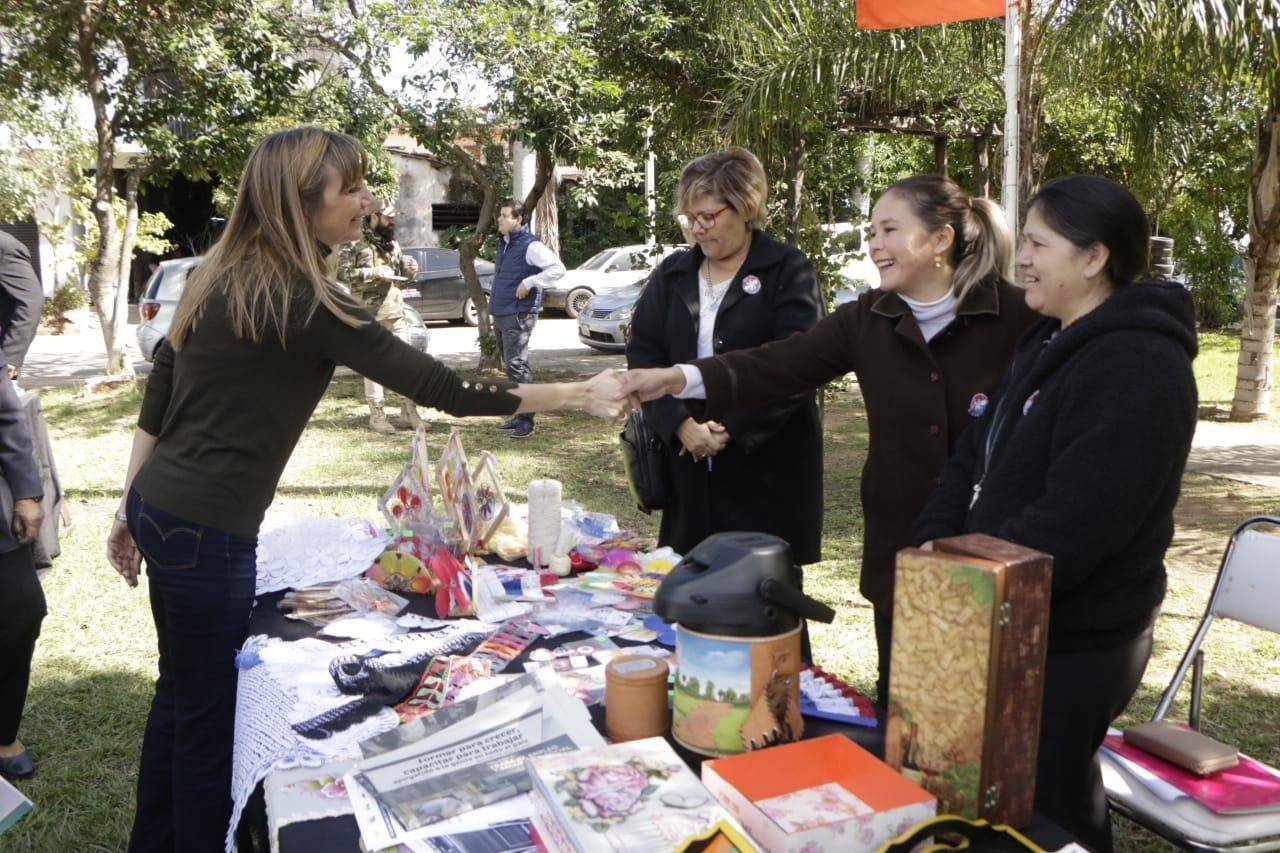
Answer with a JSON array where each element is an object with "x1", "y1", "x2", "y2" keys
[{"x1": 134, "y1": 285, "x2": 518, "y2": 538}]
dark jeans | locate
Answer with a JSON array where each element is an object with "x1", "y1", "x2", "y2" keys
[
  {"x1": 1035, "y1": 626, "x2": 1154, "y2": 853},
  {"x1": 0, "y1": 544, "x2": 43, "y2": 745},
  {"x1": 493, "y1": 312, "x2": 536, "y2": 425},
  {"x1": 125, "y1": 489, "x2": 257, "y2": 853}
]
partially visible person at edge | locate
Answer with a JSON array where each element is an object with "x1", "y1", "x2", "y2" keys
[
  {"x1": 337, "y1": 196, "x2": 422, "y2": 435},
  {"x1": 0, "y1": 230, "x2": 44, "y2": 381},
  {"x1": 490, "y1": 200, "x2": 565, "y2": 440},
  {"x1": 625, "y1": 147, "x2": 825, "y2": 585},
  {"x1": 0, "y1": 350, "x2": 46, "y2": 782},
  {"x1": 103, "y1": 126, "x2": 626, "y2": 852},
  {"x1": 913, "y1": 175, "x2": 1198, "y2": 852},
  {"x1": 617, "y1": 174, "x2": 1039, "y2": 707}
]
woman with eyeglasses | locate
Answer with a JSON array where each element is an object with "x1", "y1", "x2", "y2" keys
[
  {"x1": 626, "y1": 148, "x2": 826, "y2": 583},
  {"x1": 619, "y1": 174, "x2": 1038, "y2": 705}
]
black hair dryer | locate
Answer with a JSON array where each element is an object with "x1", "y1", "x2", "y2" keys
[{"x1": 653, "y1": 532, "x2": 836, "y2": 637}]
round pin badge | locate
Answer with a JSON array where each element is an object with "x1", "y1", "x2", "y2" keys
[
  {"x1": 968, "y1": 393, "x2": 989, "y2": 418},
  {"x1": 742, "y1": 275, "x2": 762, "y2": 295}
]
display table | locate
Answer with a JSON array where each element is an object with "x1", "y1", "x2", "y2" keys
[{"x1": 235, "y1": 588, "x2": 1076, "y2": 853}]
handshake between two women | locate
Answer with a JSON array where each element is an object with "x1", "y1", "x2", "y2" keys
[{"x1": 572, "y1": 367, "x2": 684, "y2": 418}]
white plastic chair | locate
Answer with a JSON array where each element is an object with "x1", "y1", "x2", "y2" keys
[{"x1": 1103, "y1": 516, "x2": 1280, "y2": 851}]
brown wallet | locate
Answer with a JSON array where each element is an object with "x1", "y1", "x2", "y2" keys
[{"x1": 1124, "y1": 721, "x2": 1240, "y2": 775}]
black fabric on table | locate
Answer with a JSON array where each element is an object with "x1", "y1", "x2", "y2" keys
[{"x1": 239, "y1": 588, "x2": 1073, "y2": 852}]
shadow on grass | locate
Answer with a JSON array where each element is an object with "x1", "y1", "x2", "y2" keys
[
  {"x1": 41, "y1": 387, "x2": 146, "y2": 443},
  {"x1": 7, "y1": 666, "x2": 152, "y2": 851}
]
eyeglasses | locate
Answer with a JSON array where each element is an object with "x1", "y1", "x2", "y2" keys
[{"x1": 677, "y1": 204, "x2": 731, "y2": 231}]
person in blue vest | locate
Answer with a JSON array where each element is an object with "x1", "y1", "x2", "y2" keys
[{"x1": 491, "y1": 200, "x2": 565, "y2": 439}]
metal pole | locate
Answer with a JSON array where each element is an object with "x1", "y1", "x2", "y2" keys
[{"x1": 1002, "y1": 0, "x2": 1021, "y2": 235}]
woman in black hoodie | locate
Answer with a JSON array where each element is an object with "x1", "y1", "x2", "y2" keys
[{"x1": 914, "y1": 175, "x2": 1198, "y2": 851}]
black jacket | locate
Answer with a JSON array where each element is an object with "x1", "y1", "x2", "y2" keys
[
  {"x1": 914, "y1": 281, "x2": 1198, "y2": 652},
  {"x1": 0, "y1": 231, "x2": 43, "y2": 371},
  {"x1": 626, "y1": 231, "x2": 825, "y2": 564}
]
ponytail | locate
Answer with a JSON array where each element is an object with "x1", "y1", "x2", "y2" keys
[
  {"x1": 954, "y1": 197, "x2": 1013, "y2": 302},
  {"x1": 883, "y1": 175, "x2": 1013, "y2": 303}
]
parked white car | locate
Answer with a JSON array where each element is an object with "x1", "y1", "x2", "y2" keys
[
  {"x1": 545, "y1": 243, "x2": 685, "y2": 319},
  {"x1": 136, "y1": 256, "x2": 430, "y2": 360}
]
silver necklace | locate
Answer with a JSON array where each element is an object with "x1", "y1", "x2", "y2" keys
[{"x1": 699, "y1": 260, "x2": 721, "y2": 303}]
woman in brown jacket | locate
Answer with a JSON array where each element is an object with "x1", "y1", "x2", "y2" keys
[{"x1": 619, "y1": 174, "x2": 1038, "y2": 706}]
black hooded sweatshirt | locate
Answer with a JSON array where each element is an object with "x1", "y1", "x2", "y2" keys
[{"x1": 914, "y1": 281, "x2": 1198, "y2": 652}]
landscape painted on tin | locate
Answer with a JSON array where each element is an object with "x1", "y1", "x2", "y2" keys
[{"x1": 673, "y1": 631, "x2": 753, "y2": 754}]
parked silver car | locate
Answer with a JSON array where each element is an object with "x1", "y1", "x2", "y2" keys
[
  {"x1": 575, "y1": 266, "x2": 869, "y2": 355},
  {"x1": 136, "y1": 256, "x2": 430, "y2": 361},
  {"x1": 577, "y1": 284, "x2": 644, "y2": 352},
  {"x1": 546, "y1": 244, "x2": 685, "y2": 319}
]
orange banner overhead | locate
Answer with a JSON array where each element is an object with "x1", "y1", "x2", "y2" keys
[{"x1": 856, "y1": 0, "x2": 1006, "y2": 29}]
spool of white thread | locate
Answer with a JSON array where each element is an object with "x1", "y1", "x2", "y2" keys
[
  {"x1": 549, "y1": 554, "x2": 572, "y2": 577},
  {"x1": 526, "y1": 479, "x2": 562, "y2": 568}
]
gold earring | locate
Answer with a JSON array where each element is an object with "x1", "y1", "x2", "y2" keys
[{"x1": 934, "y1": 255, "x2": 943, "y2": 269}]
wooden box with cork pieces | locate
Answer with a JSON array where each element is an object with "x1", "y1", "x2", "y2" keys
[{"x1": 885, "y1": 534, "x2": 1053, "y2": 827}]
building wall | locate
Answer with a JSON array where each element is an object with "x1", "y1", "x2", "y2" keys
[{"x1": 388, "y1": 151, "x2": 451, "y2": 249}]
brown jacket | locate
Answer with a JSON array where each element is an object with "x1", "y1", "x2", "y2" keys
[{"x1": 688, "y1": 278, "x2": 1039, "y2": 609}]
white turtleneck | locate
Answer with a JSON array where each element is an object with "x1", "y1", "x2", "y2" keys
[{"x1": 900, "y1": 288, "x2": 958, "y2": 342}]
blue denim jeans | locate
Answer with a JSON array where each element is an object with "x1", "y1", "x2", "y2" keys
[
  {"x1": 492, "y1": 312, "x2": 536, "y2": 424},
  {"x1": 125, "y1": 488, "x2": 257, "y2": 852}
]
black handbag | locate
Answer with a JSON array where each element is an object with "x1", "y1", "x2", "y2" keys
[{"x1": 619, "y1": 410, "x2": 670, "y2": 514}]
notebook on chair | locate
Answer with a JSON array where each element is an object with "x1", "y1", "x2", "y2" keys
[{"x1": 1104, "y1": 730, "x2": 1280, "y2": 815}]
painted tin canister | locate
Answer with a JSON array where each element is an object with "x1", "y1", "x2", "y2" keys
[{"x1": 671, "y1": 623, "x2": 803, "y2": 757}]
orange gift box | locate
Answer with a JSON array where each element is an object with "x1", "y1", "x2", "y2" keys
[{"x1": 701, "y1": 734, "x2": 935, "y2": 852}]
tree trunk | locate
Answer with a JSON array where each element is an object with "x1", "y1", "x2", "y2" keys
[
  {"x1": 785, "y1": 126, "x2": 805, "y2": 244},
  {"x1": 77, "y1": 4, "x2": 131, "y2": 375},
  {"x1": 973, "y1": 135, "x2": 990, "y2": 198},
  {"x1": 1230, "y1": 100, "x2": 1280, "y2": 422},
  {"x1": 933, "y1": 135, "x2": 949, "y2": 177},
  {"x1": 108, "y1": 168, "x2": 149, "y2": 376},
  {"x1": 457, "y1": 155, "x2": 501, "y2": 372},
  {"x1": 851, "y1": 142, "x2": 873, "y2": 220},
  {"x1": 521, "y1": 149, "x2": 556, "y2": 228},
  {"x1": 534, "y1": 161, "x2": 560, "y2": 256}
]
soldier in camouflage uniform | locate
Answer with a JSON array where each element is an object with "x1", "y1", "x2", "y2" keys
[{"x1": 337, "y1": 198, "x2": 423, "y2": 434}]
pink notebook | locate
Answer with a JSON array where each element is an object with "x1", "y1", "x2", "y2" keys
[{"x1": 1104, "y1": 733, "x2": 1280, "y2": 814}]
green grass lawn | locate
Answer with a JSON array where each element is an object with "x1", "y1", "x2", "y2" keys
[{"x1": 5, "y1": 339, "x2": 1280, "y2": 850}]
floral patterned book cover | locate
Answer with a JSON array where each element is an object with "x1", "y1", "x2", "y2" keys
[{"x1": 525, "y1": 737, "x2": 725, "y2": 852}]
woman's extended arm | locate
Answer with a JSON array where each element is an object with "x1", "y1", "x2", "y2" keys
[
  {"x1": 510, "y1": 370, "x2": 628, "y2": 419},
  {"x1": 618, "y1": 300, "x2": 860, "y2": 417},
  {"x1": 311, "y1": 297, "x2": 627, "y2": 420}
]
